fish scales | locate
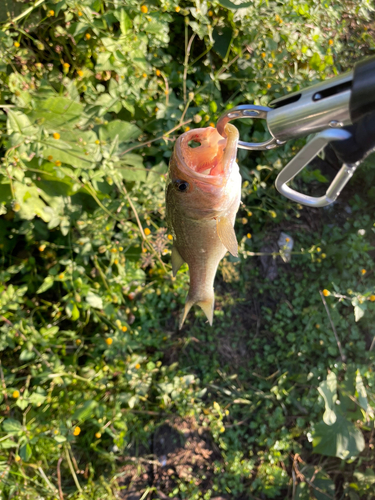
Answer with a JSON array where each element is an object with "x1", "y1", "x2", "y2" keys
[{"x1": 166, "y1": 124, "x2": 241, "y2": 328}]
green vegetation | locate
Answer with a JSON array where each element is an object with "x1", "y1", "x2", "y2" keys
[{"x1": 0, "y1": 0, "x2": 375, "y2": 498}]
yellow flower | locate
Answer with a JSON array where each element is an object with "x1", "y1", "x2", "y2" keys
[
  {"x1": 242, "y1": 217, "x2": 248, "y2": 224},
  {"x1": 175, "y1": 6, "x2": 180, "y2": 12},
  {"x1": 369, "y1": 295, "x2": 375, "y2": 302},
  {"x1": 55, "y1": 160, "x2": 61, "y2": 167},
  {"x1": 268, "y1": 62, "x2": 273, "y2": 68},
  {"x1": 47, "y1": 155, "x2": 53, "y2": 161},
  {"x1": 95, "y1": 432, "x2": 101, "y2": 439},
  {"x1": 322, "y1": 289, "x2": 330, "y2": 297},
  {"x1": 76, "y1": 339, "x2": 82, "y2": 345},
  {"x1": 261, "y1": 52, "x2": 266, "y2": 58},
  {"x1": 285, "y1": 237, "x2": 290, "y2": 242},
  {"x1": 267, "y1": 83, "x2": 271, "y2": 89},
  {"x1": 114, "y1": 259, "x2": 118, "y2": 265},
  {"x1": 315, "y1": 324, "x2": 320, "y2": 328},
  {"x1": 209, "y1": 122, "x2": 215, "y2": 128},
  {"x1": 53, "y1": 133, "x2": 60, "y2": 140},
  {"x1": 111, "y1": 248, "x2": 117, "y2": 253},
  {"x1": 85, "y1": 33, "x2": 91, "y2": 40},
  {"x1": 329, "y1": 39, "x2": 334, "y2": 45},
  {"x1": 208, "y1": 10, "x2": 213, "y2": 16},
  {"x1": 141, "y1": 5, "x2": 148, "y2": 13},
  {"x1": 142, "y1": 72, "x2": 147, "y2": 78},
  {"x1": 247, "y1": 233, "x2": 252, "y2": 239},
  {"x1": 247, "y1": 211, "x2": 253, "y2": 217},
  {"x1": 73, "y1": 426, "x2": 81, "y2": 436},
  {"x1": 78, "y1": 11, "x2": 83, "y2": 16},
  {"x1": 58, "y1": 273, "x2": 64, "y2": 279},
  {"x1": 39, "y1": 244, "x2": 46, "y2": 252},
  {"x1": 15, "y1": 455, "x2": 21, "y2": 462},
  {"x1": 361, "y1": 269, "x2": 367, "y2": 275},
  {"x1": 122, "y1": 326, "x2": 128, "y2": 332},
  {"x1": 77, "y1": 70, "x2": 84, "y2": 77},
  {"x1": 95, "y1": 140, "x2": 100, "y2": 145},
  {"x1": 269, "y1": 210, "x2": 277, "y2": 218},
  {"x1": 14, "y1": 41, "x2": 20, "y2": 48},
  {"x1": 168, "y1": 234, "x2": 173, "y2": 240},
  {"x1": 316, "y1": 247, "x2": 321, "y2": 252},
  {"x1": 63, "y1": 62, "x2": 70, "y2": 69},
  {"x1": 156, "y1": 69, "x2": 161, "y2": 76},
  {"x1": 184, "y1": 126, "x2": 190, "y2": 132},
  {"x1": 321, "y1": 253, "x2": 327, "y2": 259},
  {"x1": 155, "y1": 107, "x2": 159, "y2": 112},
  {"x1": 105, "y1": 337, "x2": 113, "y2": 346},
  {"x1": 135, "y1": 363, "x2": 141, "y2": 369},
  {"x1": 12, "y1": 390, "x2": 20, "y2": 398},
  {"x1": 219, "y1": 426, "x2": 225, "y2": 433},
  {"x1": 13, "y1": 202, "x2": 21, "y2": 212},
  {"x1": 163, "y1": 336, "x2": 167, "y2": 340},
  {"x1": 144, "y1": 227, "x2": 151, "y2": 236},
  {"x1": 48, "y1": 10, "x2": 55, "y2": 16}
]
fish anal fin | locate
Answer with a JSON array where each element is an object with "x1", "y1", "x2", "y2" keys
[
  {"x1": 216, "y1": 216, "x2": 238, "y2": 257},
  {"x1": 179, "y1": 295, "x2": 215, "y2": 329},
  {"x1": 171, "y1": 245, "x2": 185, "y2": 277}
]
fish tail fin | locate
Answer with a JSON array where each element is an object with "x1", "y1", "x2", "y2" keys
[{"x1": 179, "y1": 293, "x2": 215, "y2": 329}]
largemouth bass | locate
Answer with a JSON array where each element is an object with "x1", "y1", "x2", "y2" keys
[{"x1": 166, "y1": 123, "x2": 241, "y2": 328}]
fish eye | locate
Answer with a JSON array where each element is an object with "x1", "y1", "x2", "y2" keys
[{"x1": 174, "y1": 180, "x2": 189, "y2": 192}]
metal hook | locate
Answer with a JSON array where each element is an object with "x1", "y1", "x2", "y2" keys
[{"x1": 216, "y1": 105, "x2": 285, "y2": 150}]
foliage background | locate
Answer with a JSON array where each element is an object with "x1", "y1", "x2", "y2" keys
[{"x1": 0, "y1": 0, "x2": 375, "y2": 498}]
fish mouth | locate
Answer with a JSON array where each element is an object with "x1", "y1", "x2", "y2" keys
[{"x1": 176, "y1": 124, "x2": 239, "y2": 183}]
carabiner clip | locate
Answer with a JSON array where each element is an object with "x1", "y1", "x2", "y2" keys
[
  {"x1": 216, "y1": 105, "x2": 285, "y2": 150},
  {"x1": 275, "y1": 128, "x2": 359, "y2": 207}
]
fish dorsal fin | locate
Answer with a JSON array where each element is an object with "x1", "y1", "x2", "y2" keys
[
  {"x1": 171, "y1": 245, "x2": 185, "y2": 277},
  {"x1": 216, "y1": 216, "x2": 238, "y2": 257}
]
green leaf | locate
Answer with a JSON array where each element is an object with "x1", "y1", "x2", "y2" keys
[
  {"x1": 99, "y1": 120, "x2": 141, "y2": 144},
  {"x1": 117, "y1": 8, "x2": 132, "y2": 34},
  {"x1": 2, "y1": 419, "x2": 23, "y2": 434},
  {"x1": 7, "y1": 110, "x2": 38, "y2": 137},
  {"x1": 36, "y1": 276, "x2": 54, "y2": 294},
  {"x1": 313, "y1": 414, "x2": 365, "y2": 459},
  {"x1": 318, "y1": 372, "x2": 337, "y2": 425},
  {"x1": 85, "y1": 291, "x2": 103, "y2": 309},
  {"x1": 0, "y1": 439, "x2": 17, "y2": 449},
  {"x1": 213, "y1": 27, "x2": 233, "y2": 59},
  {"x1": 31, "y1": 97, "x2": 83, "y2": 128},
  {"x1": 218, "y1": 0, "x2": 252, "y2": 9},
  {"x1": 119, "y1": 154, "x2": 146, "y2": 182},
  {"x1": 19, "y1": 442, "x2": 32, "y2": 462},
  {"x1": 73, "y1": 400, "x2": 98, "y2": 421}
]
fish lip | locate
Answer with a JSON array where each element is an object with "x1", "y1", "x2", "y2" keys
[{"x1": 174, "y1": 127, "x2": 238, "y2": 183}]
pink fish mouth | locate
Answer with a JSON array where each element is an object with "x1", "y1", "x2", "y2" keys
[{"x1": 176, "y1": 125, "x2": 239, "y2": 182}]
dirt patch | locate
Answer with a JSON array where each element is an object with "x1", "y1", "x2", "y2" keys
[{"x1": 117, "y1": 417, "x2": 223, "y2": 500}]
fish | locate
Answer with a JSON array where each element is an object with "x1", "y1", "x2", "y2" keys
[{"x1": 166, "y1": 123, "x2": 241, "y2": 329}]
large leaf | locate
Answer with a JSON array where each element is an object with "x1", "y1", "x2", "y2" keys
[
  {"x1": 2, "y1": 419, "x2": 22, "y2": 434},
  {"x1": 99, "y1": 120, "x2": 141, "y2": 144},
  {"x1": 218, "y1": 0, "x2": 252, "y2": 9},
  {"x1": 85, "y1": 291, "x2": 103, "y2": 309},
  {"x1": 73, "y1": 400, "x2": 98, "y2": 421},
  {"x1": 31, "y1": 97, "x2": 83, "y2": 128},
  {"x1": 313, "y1": 414, "x2": 365, "y2": 459}
]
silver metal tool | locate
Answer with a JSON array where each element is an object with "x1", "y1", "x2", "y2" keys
[{"x1": 216, "y1": 55, "x2": 375, "y2": 207}]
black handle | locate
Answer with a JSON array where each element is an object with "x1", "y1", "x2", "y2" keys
[
  {"x1": 350, "y1": 55, "x2": 375, "y2": 123},
  {"x1": 331, "y1": 110, "x2": 375, "y2": 164}
]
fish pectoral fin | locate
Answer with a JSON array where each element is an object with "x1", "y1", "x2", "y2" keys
[
  {"x1": 216, "y1": 216, "x2": 238, "y2": 257},
  {"x1": 179, "y1": 295, "x2": 215, "y2": 329},
  {"x1": 171, "y1": 245, "x2": 185, "y2": 277}
]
